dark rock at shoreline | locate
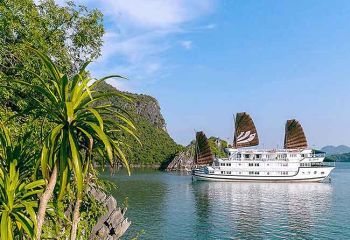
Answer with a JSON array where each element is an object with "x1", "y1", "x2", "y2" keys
[{"x1": 89, "y1": 188, "x2": 130, "y2": 240}]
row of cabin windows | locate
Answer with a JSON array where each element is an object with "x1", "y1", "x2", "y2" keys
[
  {"x1": 220, "y1": 163, "x2": 232, "y2": 166},
  {"x1": 235, "y1": 154, "x2": 309, "y2": 159},
  {"x1": 247, "y1": 171, "x2": 289, "y2": 175},
  {"x1": 301, "y1": 171, "x2": 325, "y2": 175},
  {"x1": 213, "y1": 171, "x2": 324, "y2": 176},
  {"x1": 220, "y1": 162, "x2": 289, "y2": 167},
  {"x1": 248, "y1": 163, "x2": 260, "y2": 166}
]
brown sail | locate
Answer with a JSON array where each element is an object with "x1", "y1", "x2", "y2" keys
[
  {"x1": 194, "y1": 131, "x2": 214, "y2": 165},
  {"x1": 284, "y1": 119, "x2": 308, "y2": 149},
  {"x1": 233, "y1": 112, "x2": 259, "y2": 148}
]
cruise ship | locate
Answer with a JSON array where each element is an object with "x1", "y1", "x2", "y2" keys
[{"x1": 192, "y1": 113, "x2": 335, "y2": 182}]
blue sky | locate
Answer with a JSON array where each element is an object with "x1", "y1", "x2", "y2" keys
[{"x1": 69, "y1": 0, "x2": 350, "y2": 148}]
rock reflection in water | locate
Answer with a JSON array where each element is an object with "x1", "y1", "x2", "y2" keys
[{"x1": 192, "y1": 182, "x2": 332, "y2": 239}]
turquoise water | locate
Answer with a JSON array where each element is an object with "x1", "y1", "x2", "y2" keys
[{"x1": 101, "y1": 163, "x2": 350, "y2": 239}]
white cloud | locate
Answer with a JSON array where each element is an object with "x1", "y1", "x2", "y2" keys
[
  {"x1": 180, "y1": 40, "x2": 193, "y2": 50},
  {"x1": 79, "y1": 0, "x2": 217, "y2": 90},
  {"x1": 98, "y1": 0, "x2": 215, "y2": 29}
]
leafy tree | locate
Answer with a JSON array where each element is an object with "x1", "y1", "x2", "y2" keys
[{"x1": 0, "y1": 0, "x2": 104, "y2": 142}]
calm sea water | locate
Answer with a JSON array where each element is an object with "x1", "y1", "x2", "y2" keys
[{"x1": 101, "y1": 163, "x2": 350, "y2": 240}]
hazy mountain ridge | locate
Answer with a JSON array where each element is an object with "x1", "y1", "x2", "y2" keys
[{"x1": 321, "y1": 145, "x2": 350, "y2": 155}]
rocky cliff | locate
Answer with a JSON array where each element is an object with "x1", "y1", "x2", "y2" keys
[
  {"x1": 96, "y1": 82, "x2": 183, "y2": 165},
  {"x1": 166, "y1": 137, "x2": 228, "y2": 171}
]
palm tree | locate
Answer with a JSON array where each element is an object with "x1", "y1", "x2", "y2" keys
[
  {"x1": 0, "y1": 123, "x2": 45, "y2": 240},
  {"x1": 7, "y1": 47, "x2": 137, "y2": 239}
]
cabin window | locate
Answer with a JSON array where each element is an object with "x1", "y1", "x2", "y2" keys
[
  {"x1": 314, "y1": 171, "x2": 317, "y2": 174},
  {"x1": 227, "y1": 171, "x2": 231, "y2": 174},
  {"x1": 226, "y1": 163, "x2": 231, "y2": 166},
  {"x1": 255, "y1": 171, "x2": 259, "y2": 175},
  {"x1": 239, "y1": 172, "x2": 241, "y2": 174},
  {"x1": 249, "y1": 171, "x2": 254, "y2": 175},
  {"x1": 221, "y1": 171, "x2": 225, "y2": 174},
  {"x1": 238, "y1": 163, "x2": 241, "y2": 166},
  {"x1": 249, "y1": 163, "x2": 253, "y2": 167},
  {"x1": 321, "y1": 171, "x2": 325, "y2": 175},
  {"x1": 220, "y1": 163, "x2": 225, "y2": 166},
  {"x1": 254, "y1": 163, "x2": 259, "y2": 166},
  {"x1": 256, "y1": 154, "x2": 261, "y2": 159},
  {"x1": 237, "y1": 154, "x2": 241, "y2": 158},
  {"x1": 245, "y1": 154, "x2": 250, "y2": 159},
  {"x1": 267, "y1": 172, "x2": 270, "y2": 175}
]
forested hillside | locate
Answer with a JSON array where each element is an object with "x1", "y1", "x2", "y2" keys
[
  {"x1": 325, "y1": 153, "x2": 350, "y2": 162},
  {"x1": 97, "y1": 82, "x2": 184, "y2": 165}
]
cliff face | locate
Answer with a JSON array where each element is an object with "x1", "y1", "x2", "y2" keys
[
  {"x1": 96, "y1": 82, "x2": 183, "y2": 165},
  {"x1": 127, "y1": 94, "x2": 167, "y2": 131},
  {"x1": 97, "y1": 82, "x2": 166, "y2": 130}
]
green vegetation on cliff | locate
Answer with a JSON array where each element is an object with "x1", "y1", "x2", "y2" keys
[
  {"x1": 207, "y1": 137, "x2": 228, "y2": 158},
  {"x1": 325, "y1": 153, "x2": 350, "y2": 162},
  {"x1": 97, "y1": 82, "x2": 184, "y2": 165}
]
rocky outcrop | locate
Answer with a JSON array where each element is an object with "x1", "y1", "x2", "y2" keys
[
  {"x1": 96, "y1": 82, "x2": 167, "y2": 130},
  {"x1": 166, "y1": 137, "x2": 228, "y2": 171},
  {"x1": 89, "y1": 188, "x2": 130, "y2": 240},
  {"x1": 133, "y1": 95, "x2": 167, "y2": 131},
  {"x1": 166, "y1": 144, "x2": 195, "y2": 171}
]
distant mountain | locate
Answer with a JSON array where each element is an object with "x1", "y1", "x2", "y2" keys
[
  {"x1": 325, "y1": 152, "x2": 350, "y2": 162},
  {"x1": 320, "y1": 145, "x2": 350, "y2": 155}
]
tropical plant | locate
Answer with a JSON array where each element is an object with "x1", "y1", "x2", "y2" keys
[
  {"x1": 4, "y1": 46, "x2": 138, "y2": 240},
  {"x1": 0, "y1": 0, "x2": 105, "y2": 166},
  {"x1": 0, "y1": 123, "x2": 45, "y2": 240}
]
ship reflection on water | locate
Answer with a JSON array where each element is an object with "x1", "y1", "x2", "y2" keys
[{"x1": 192, "y1": 182, "x2": 333, "y2": 239}]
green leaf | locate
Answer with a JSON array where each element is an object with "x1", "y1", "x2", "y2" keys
[
  {"x1": 86, "y1": 123, "x2": 113, "y2": 164},
  {"x1": 68, "y1": 130, "x2": 83, "y2": 199},
  {"x1": 24, "y1": 179, "x2": 45, "y2": 191},
  {"x1": 1, "y1": 210, "x2": 9, "y2": 240}
]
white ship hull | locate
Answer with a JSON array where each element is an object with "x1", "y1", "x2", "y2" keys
[
  {"x1": 193, "y1": 166, "x2": 334, "y2": 182},
  {"x1": 192, "y1": 148, "x2": 335, "y2": 183}
]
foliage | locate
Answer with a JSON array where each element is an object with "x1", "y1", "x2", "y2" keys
[
  {"x1": 208, "y1": 137, "x2": 228, "y2": 158},
  {"x1": 0, "y1": 0, "x2": 105, "y2": 175},
  {"x1": 76, "y1": 191, "x2": 107, "y2": 239},
  {"x1": 5, "y1": 47, "x2": 137, "y2": 238},
  {"x1": 0, "y1": 0, "x2": 104, "y2": 78},
  {"x1": 0, "y1": 123, "x2": 45, "y2": 240},
  {"x1": 96, "y1": 82, "x2": 184, "y2": 165},
  {"x1": 325, "y1": 153, "x2": 350, "y2": 162}
]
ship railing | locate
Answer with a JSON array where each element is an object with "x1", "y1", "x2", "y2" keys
[{"x1": 310, "y1": 162, "x2": 335, "y2": 167}]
